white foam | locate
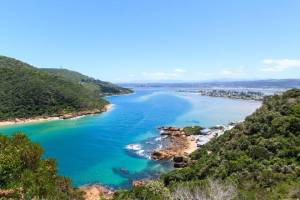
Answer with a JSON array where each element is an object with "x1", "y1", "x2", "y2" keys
[{"x1": 125, "y1": 144, "x2": 142, "y2": 151}]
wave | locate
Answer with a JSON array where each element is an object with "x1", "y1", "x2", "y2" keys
[
  {"x1": 125, "y1": 136, "x2": 165, "y2": 159},
  {"x1": 125, "y1": 144, "x2": 142, "y2": 151}
]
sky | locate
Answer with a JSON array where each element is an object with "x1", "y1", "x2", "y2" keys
[{"x1": 0, "y1": 0, "x2": 300, "y2": 83}]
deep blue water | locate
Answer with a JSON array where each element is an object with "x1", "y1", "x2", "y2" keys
[{"x1": 0, "y1": 89, "x2": 261, "y2": 188}]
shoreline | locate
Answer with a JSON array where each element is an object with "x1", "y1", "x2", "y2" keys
[
  {"x1": 151, "y1": 127, "x2": 198, "y2": 160},
  {"x1": 0, "y1": 104, "x2": 113, "y2": 127},
  {"x1": 151, "y1": 124, "x2": 236, "y2": 161}
]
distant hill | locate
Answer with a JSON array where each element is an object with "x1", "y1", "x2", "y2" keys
[
  {"x1": 0, "y1": 56, "x2": 131, "y2": 121},
  {"x1": 123, "y1": 79, "x2": 300, "y2": 89},
  {"x1": 43, "y1": 68, "x2": 132, "y2": 96}
]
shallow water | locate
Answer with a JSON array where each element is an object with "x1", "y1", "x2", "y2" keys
[{"x1": 0, "y1": 89, "x2": 261, "y2": 187}]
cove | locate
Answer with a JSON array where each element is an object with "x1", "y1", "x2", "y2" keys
[{"x1": 0, "y1": 89, "x2": 261, "y2": 188}]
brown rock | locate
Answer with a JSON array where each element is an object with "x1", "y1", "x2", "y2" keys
[
  {"x1": 132, "y1": 180, "x2": 147, "y2": 187},
  {"x1": 79, "y1": 185, "x2": 113, "y2": 200}
]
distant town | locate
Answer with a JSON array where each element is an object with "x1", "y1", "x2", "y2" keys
[{"x1": 197, "y1": 89, "x2": 265, "y2": 101}]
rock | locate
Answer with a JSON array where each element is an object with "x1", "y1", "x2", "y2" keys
[
  {"x1": 112, "y1": 168, "x2": 129, "y2": 177},
  {"x1": 174, "y1": 162, "x2": 188, "y2": 168},
  {"x1": 151, "y1": 150, "x2": 174, "y2": 160},
  {"x1": 79, "y1": 185, "x2": 113, "y2": 200},
  {"x1": 173, "y1": 155, "x2": 189, "y2": 168},
  {"x1": 173, "y1": 155, "x2": 184, "y2": 163},
  {"x1": 132, "y1": 180, "x2": 147, "y2": 187}
]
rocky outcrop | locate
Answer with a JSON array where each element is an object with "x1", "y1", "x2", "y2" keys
[
  {"x1": 158, "y1": 126, "x2": 185, "y2": 136},
  {"x1": 173, "y1": 156, "x2": 189, "y2": 168},
  {"x1": 132, "y1": 180, "x2": 148, "y2": 187},
  {"x1": 79, "y1": 185, "x2": 114, "y2": 200},
  {"x1": 151, "y1": 150, "x2": 177, "y2": 160},
  {"x1": 151, "y1": 126, "x2": 197, "y2": 160}
]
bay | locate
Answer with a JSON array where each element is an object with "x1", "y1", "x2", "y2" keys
[{"x1": 0, "y1": 89, "x2": 261, "y2": 188}]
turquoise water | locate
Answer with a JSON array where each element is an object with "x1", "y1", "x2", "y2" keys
[{"x1": 0, "y1": 89, "x2": 261, "y2": 188}]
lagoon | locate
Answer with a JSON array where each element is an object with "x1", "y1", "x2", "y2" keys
[{"x1": 0, "y1": 89, "x2": 261, "y2": 188}]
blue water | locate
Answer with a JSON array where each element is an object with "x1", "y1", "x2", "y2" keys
[{"x1": 0, "y1": 89, "x2": 261, "y2": 188}]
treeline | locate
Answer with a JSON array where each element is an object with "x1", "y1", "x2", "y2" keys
[{"x1": 113, "y1": 89, "x2": 300, "y2": 200}]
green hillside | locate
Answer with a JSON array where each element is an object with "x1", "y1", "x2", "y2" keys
[
  {"x1": 43, "y1": 68, "x2": 132, "y2": 96},
  {"x1": 0, "y1": 56, "x2": 129, "y2": 121},
  {"x1": 114, "y1": 89, "x2": 300, "y2": 200}
]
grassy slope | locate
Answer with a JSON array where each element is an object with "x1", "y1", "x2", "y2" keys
[{"x1": 0, "y1": 56, "x2": 113, "y2": 120}]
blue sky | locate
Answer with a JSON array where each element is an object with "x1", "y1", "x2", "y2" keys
[{"x1": 0, "y1": 0, "x2": 300, "y2": 82}]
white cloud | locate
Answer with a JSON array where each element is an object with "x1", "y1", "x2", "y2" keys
[
  {"x1": 261, "y1": 59, "x2": 300, "y2": 72},
  {"x1": 141, "y1": 68, "x2": 186, "y2": 80},
  {"x1": 220, "y1": 66, "x2": 245, "y2": 76},
  {"x1": 174, "y1": 68, "x2": 186, "y2": 73}
]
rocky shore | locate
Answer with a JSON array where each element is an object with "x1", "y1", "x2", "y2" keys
[
  {"x1": 0, "y1": 104, "x2": 112, "y2": 127},
  {"x1": 150, "y1": 124, "x2": 237, "y2": 167},
  {"x1": 151, "y1": 127, "x2": 197, "y2": 161}
]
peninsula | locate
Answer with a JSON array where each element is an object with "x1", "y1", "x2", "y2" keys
[{"x1": 0, "y1": 56, "x2": 131, "y2": 125}]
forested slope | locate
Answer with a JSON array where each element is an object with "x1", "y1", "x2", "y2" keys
[
  {"x1": 0, "y1": 56, "x2": 130, "y2": 121},
  {"x1": 43, "y1": 68, "x2": 132, "y2": 96}
]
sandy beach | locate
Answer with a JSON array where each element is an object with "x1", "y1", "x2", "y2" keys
[
  {"x1": 184, "y1": 136, "x2": 198, "y2": 154},
  {"x1": 0, "y1": 104, "x2": 113, "y2": 127}
]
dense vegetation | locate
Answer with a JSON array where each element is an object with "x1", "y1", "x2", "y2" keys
[
  {"x1": 114, "y1": 89, "x2": 300, "y2": 200},
  {"x1": 0, "y1": 56, "x2": 130, "y2": 121},
  {"x1": 183, "y1": 126, "x2": 204, "y2": 136},
  {"x1": 0, "y1": 133, "x2": 83, "y2": 199},
  {"x1": 43, "y1": 68, "x2": 132, "y2": 96}
]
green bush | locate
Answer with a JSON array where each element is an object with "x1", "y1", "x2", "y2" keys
[
  {"x1": 113, "y1": 181, "x2": 171, "y2": 200},
  {"x1": 183, "y1": 126, "x2": 204, "y2": 135},
  {"x1": 0, "y1": 133, "x2": 83, "y2": 199}
]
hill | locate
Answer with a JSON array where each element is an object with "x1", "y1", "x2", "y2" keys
[
  {"x1": 123, "y1": 79, "x2": 300, "y2": 89},
  {"x1": 43, "y1": 68, "x2": 132, "y2": 96},
  {"x1": 0, "y1": 56, "x2": 130, "y2": 121},
  {"x1": 114, "y1": 89, "x2": 300, "y2": 200}
]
